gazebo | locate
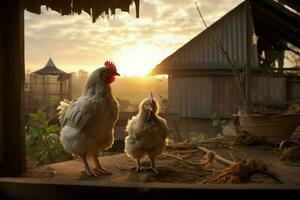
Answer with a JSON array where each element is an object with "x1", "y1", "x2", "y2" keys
[{"x1": 28, "y1": 58, "x2": 72, "y2": 116}]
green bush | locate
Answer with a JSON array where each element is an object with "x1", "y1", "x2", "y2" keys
[{"x1": 26, "y1": 111, "x2": 73, "y2": 165}]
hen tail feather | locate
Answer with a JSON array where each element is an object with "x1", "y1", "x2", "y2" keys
[{"x1": 57, "y1": 99, "x2": 71, "y2": 126}]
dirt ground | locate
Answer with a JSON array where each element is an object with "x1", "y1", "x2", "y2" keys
[{"x1": 23, "y1": 137, "x2": 300, "y2": 185}]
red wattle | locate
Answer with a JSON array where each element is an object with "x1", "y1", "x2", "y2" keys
[{"x1": 107, "y1": 76, "x2": 115, "y2": 84}]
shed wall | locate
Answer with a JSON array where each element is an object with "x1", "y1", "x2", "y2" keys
[
  {"x1": 212, "y1": 76, "x2": 240, "y2": 117},
  {"x1": 169, "y1": 75, "x2": 297, "y2": 118},
  {"x1": 287, "y1": 78, "x2": 300, "y2": 101},
  {"x1": 169, "y1": 77, "x2": 212, "y2": 118}
]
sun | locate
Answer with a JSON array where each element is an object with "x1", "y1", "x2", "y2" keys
[{"x1": 113, "y1": 43, "x2": 166, "y2": 76}]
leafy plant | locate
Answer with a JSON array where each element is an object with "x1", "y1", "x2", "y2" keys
[
  {"x1": 26, "y1": 111, "x2": 73, "y2": 165},
  {"x1": 210, "y1": 113, "x2": 227, "y2": 135},
  {"x1": 191, "y1": 134, "x2": 207, "y2": 143}
]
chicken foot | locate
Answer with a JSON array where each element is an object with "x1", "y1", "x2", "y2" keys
[
  {"x1": 80, "y1": 155, "x2": 99, "y2": 176},
  {"x1": 132, "y1": 158, "x2": 159, "y2": 174},
  {"x1": 92, "y1": 154, "x2": 112, "y2": 175},
  {"x1": 149, "y1": 156, "x2": 159, "y2": 174},
  {"x1": 135, "y1": 158, "x2": 142, "y2": 172},
  {"x1": 131, "y1": 158, "x2": 151, "y2": 172}
]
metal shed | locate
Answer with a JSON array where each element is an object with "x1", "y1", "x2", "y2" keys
[{"x1": 151, "y1": 0, "x2": 300, "y2": 118}]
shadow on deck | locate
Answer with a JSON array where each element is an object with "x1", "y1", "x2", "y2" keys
[{"x1": 1, "y1": 143, "x2": 300, "y2": 199}]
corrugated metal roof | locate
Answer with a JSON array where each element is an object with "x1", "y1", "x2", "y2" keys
[
  {"x1": 152, "y1": 2, "x2": 258, "y2": 74},
  {"x1": 152, "y1": 0, "x2": 300, "y2": 75}
]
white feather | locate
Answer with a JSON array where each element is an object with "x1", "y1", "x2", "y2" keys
[
  {"x1": 57, "y1": 67, "x2": 119, "y2": 157},
  {"x1": 124, "y1": 98, "x2": 168, "y2": 161}
]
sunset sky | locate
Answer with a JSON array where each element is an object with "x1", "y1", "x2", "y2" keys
[{"x1": 25, "y1": 0, "x2": 243, "y2": 76}]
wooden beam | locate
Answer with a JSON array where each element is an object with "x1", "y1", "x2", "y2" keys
[
  {"x1": 0, "y1": 4, "x2": 4, "y2": 166},
  {"x1": 278, "y1": 0, "x2": 300, "y2": 13},
  {"x1": 245, "y1": 0, "x2": 252, "y2": 113},
  {"x1": 1, "y1": 178, "x2": 299, "y2": 199},
  {"x1": 251, "y1": 0, "x2": 300, "y2": 49},
  {"x1": 0, "y1": 0, "x2": 25, "y2": 177}
]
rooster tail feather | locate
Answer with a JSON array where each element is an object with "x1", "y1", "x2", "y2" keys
[{"x1": 57, "y1": 99, "x2": 71, "y2": 126}]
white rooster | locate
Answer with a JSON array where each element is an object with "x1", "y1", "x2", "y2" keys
[
  {"x1": 125, "y1": 93, "x2": 168, "y2": 174},
  {"x1": 57, "y1": 61, "x2": 120, "y2": 176}
]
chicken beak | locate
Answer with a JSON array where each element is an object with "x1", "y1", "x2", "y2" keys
[
  {"x1": 115, "y1": 72, "x2": 120, "y2": 76},
  {"x1": 146, "y1": 106, "x2": 153, "y2": 122},
  {"x1": 147, "y1": 110, "x2": 152, "y2": 122}
]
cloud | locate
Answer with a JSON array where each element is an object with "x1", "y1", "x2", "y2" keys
[{"x1": 25, "y1": 0, "x2": 243, "y2": 74}]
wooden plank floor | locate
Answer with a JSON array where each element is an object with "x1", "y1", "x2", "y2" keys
[{"x1": 1, "y1": 143, "x2": 300, "y2": 199}]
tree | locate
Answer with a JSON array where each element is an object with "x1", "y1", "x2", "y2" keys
[{"x1": 77, "y1": 69, "x2": 89, "y2": 79}]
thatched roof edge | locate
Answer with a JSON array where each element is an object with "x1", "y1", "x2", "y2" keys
[{"x1": 24, "y1": 0, "x2": 140, "y2": 22}]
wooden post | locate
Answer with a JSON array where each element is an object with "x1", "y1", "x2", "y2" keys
[
  {"x1": 245, "y1": 0, "x2": 252, "y2": 114},
  {"x1": 42, "y1": 75, "x2": 47, "y2": 108},
  {"x1": 69, "y1": 75, "x2": 72, "y2": 99},
  {"x1": 59, "y1": 76, "x2": 63, "y2": 100},
  {"x1": 0, "y1": 13, "x2": 3, "y2": 165},
  {"x1": 0, "y1": 0, "x2": 26, "y2": 176}
]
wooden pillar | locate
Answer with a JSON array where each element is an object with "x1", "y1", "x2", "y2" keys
[
  {"x1": 42, "y1": 75, "x2": 47, "y2": 108},
  {"x1": 0, "y1": 0, "x2": 25, "y2": 176},
  {"x1": 68, "y1": 75, "x2": 72, "y2": 99},
  {"x1": 60, "y1": 77, "x2": 63, "y2": 100},
  {"x1": 245, "y1": 0, "x2": 252, "y2": 114},
  {"x1": 0, "y1": 6, "x2": 4, "y2": 166}
]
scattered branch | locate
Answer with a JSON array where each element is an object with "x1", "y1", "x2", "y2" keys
[
  {"x1": 162, "y1": 152, "x2": 215, "y2": 167},
  {"x1": 229, "y1": 150, "x2": 236, "y2": 162},
  {"x1": 197, "y1": 146, "x2": 235, "y2": 166},
  {"x1": 166, "y1": 140, "x2": 286, "y2": 184}
]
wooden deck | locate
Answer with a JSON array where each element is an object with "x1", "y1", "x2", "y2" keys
[{"x1": 1, "y1": 141, "x2": 300, "y2": 199}]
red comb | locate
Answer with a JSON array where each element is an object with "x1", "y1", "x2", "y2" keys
[{"x1": 104, "y1": 60, "x2": 117, "y2": 71}]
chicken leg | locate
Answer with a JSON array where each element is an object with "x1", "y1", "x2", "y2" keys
[
  {"x1": 150, "y1": 156, "x2": 159, "y2": 174},
  {"x1": 136, "y1": 158, "x2": 142, "y2": 172},
  {"x1": 92, "y1": 154, "x2": 112, "y2": 175},
  {"x1": 79, "y1": 155, "x2": 99, "y2": 176}
]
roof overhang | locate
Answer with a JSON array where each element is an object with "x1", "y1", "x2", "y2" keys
[
  {"x1": 151, "y1": 0, "x2": 300, "y2": 75},
  {"x1": 24, "y1": 0, "x2": 140, "y2": 22}
]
